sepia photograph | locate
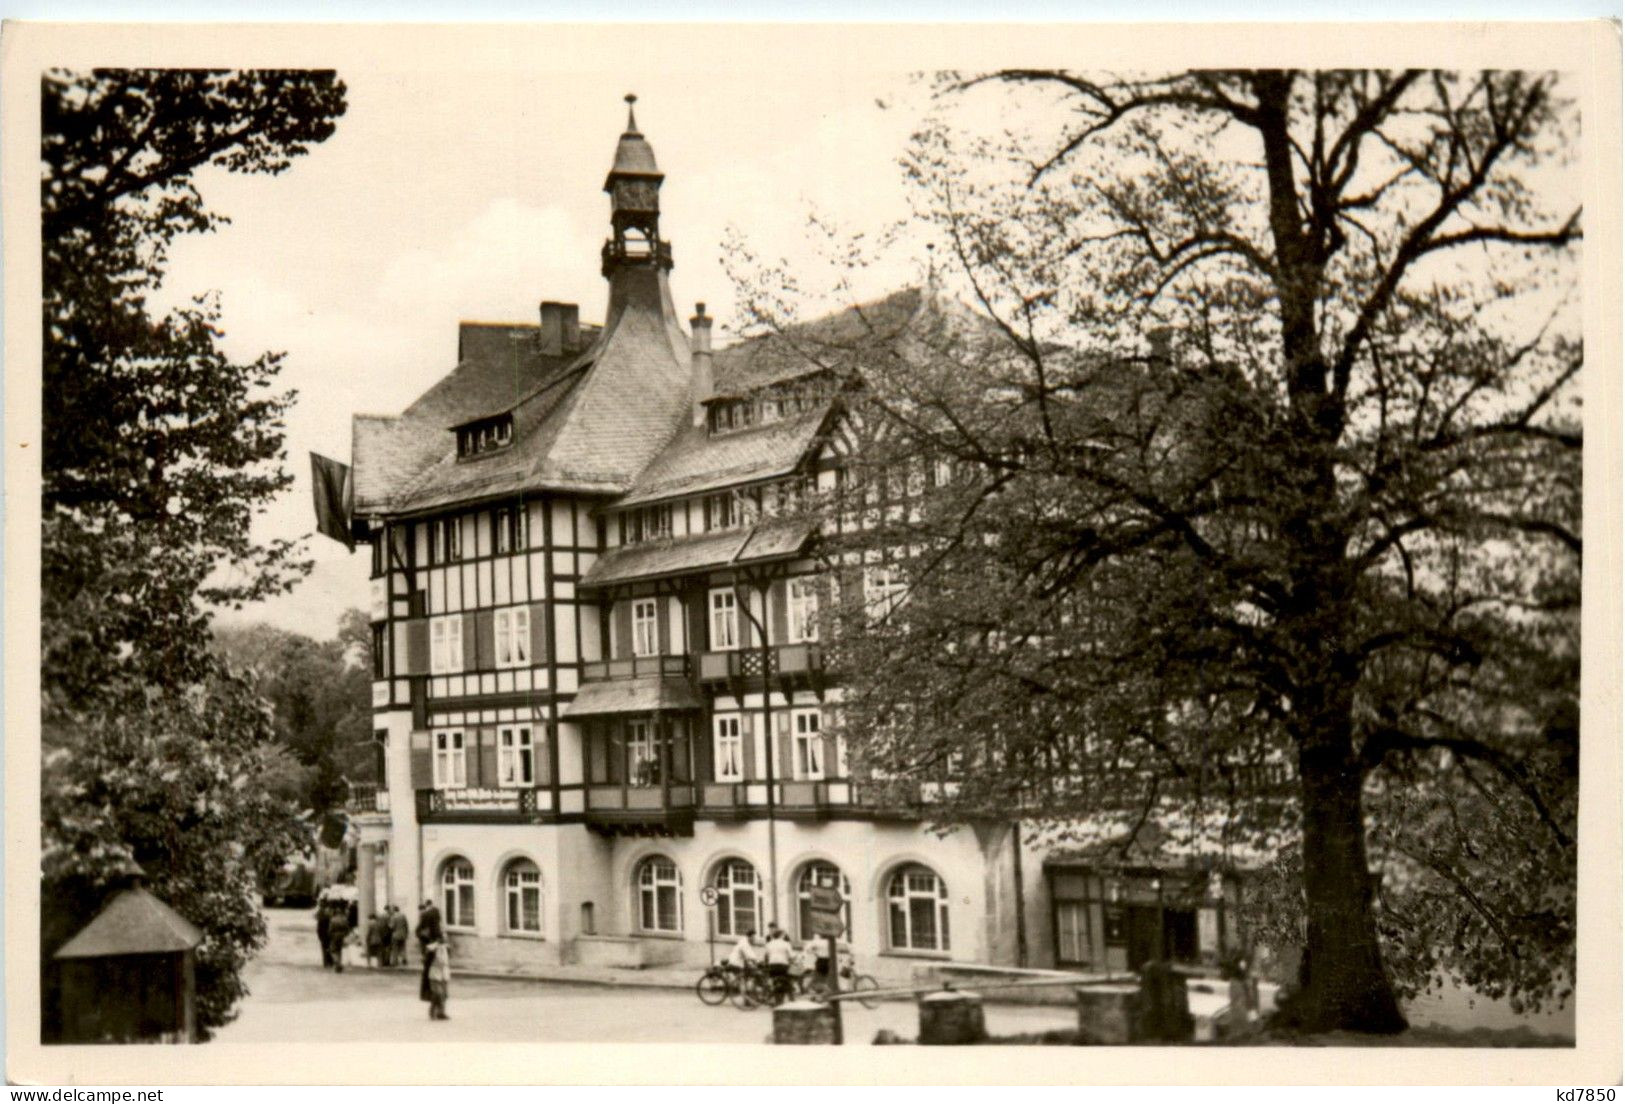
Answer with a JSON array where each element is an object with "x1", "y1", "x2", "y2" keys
[{"x1": 3, "y1": 18, "x2": 1619, "y2": 1089}]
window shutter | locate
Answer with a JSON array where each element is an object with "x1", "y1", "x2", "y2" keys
[
  {"x1": 740, "y1": 715, "x2": 757, "y2": 781},
  {"x1": 405, "y1": 619, "x2": 429, "y2": 675},
  {"x1": 687, "y1": 587, "x2": 708, "y2": 651},
  {"x1": 822, "y1": 729, "x2": 841, "y2": 779},
  {"x1": 614, "y1": 600, "x2": 634, "y2": 660},
  {"x1": 656, "y1": 596, "x2": 670, "y2": 655},
  {"x1": 770, "y1": 579, "x2": 789, "y2": 644},
  {"x1": 462, "y1": 613, "x2": 478, "y2": 672},
  {"x1": 534, "y1": 728, "x2": 552, "y2": 785},
  {"x1": 476, "y1": 610, "x2": 496, "y2": 669},
  {"x1": 606, "y1": 724, "x2": 623, "y2": 784},
  {"x1": 776, "y1": 712, "x2": 793, "y2": 778},
  {"x1": 695, "y1": 716, "x2": 714, "y2": 782},
  {"x1": 478, "y1": 727, "x2": 499, "y2": 786},
  {"x1": 529, "y1": 602, "x2": 548, "y2": 664},
  {"x1": 409, "y1": 731, "x2": 433, "y2": 790}
]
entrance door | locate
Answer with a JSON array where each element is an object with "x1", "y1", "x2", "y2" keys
[
  {"x1": 1163, "y1": 908, "x2": 1198, "y2": 963},
  {"x1": 1125, "y1": 905, "x2": 1162, "y2": 971}
]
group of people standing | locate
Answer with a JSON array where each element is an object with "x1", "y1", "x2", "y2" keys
[
  {"x1": 726, "y1": 925, "x2": 842, "y2": 1000},
  {"x1": 312, "y1": 894, "x2": 451, "y2": 1022},
  {"x1": 314, "y1": 897, "x2": 410, "y2": 973}
]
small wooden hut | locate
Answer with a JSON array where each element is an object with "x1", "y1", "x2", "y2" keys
[{"x1": 53, "y1": 882, "x2": 203, "y2": 1044}]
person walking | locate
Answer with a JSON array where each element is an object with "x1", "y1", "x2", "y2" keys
[
  {"x1": 316, "y1": 901, "x2": 333, "y2": 969},
  {"x1": 424, "y1": 938, "x2": 451, "y2": 1020},
  {"x1": 416, "y1": 899, "x2": 443, "y2": 1001},
  {"x1": 389, "y1": 905, "x2": 409, "y2": 968},
  {"x1": 327, "y1": 905, "x2": 351, "y2": 973}
]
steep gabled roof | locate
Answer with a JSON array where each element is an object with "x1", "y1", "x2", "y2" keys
[
  {"x1": 616, "y1": 407, "x2": 831, "y2": 508},
  {"x1": 580, "y1": 517, "x2": 816, "y2": 589},
  {"x1": 351, "y1": 322, "x2": 586, "y2": 513},
  {"x1": 709, "y1": 287, "x2": 923, "y2": 399}
]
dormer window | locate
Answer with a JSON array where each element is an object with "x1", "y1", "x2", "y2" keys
[
  {"x1": 619, "y1": 503, "x2": 672, "y2": 545},
  {"x1": 457, "y1": 414, "x2": 514, "y2": 459}
]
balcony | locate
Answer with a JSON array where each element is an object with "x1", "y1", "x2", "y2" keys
[
  {"x1": 345, "y1": 783, "x2": 391, "y2": 818},
  {"x1": 695, "y1": 643, "x2": 827, "y2": 690},
  {"x1": 583, "y1": 784, "x2": 696, "y2": 837},
  {"x1": 414, "y1": 787, "x2": 548, "y2": 824},
  {"x1": 696, "y1": 778, "x2": 898, "y2": 821},
  {"x1": 580, "y1": 655, "x2": 690, "y2": 682}
]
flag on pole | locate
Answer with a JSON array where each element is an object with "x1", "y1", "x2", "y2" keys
[{"x1": 310, "y1": 452, "x2": 355, "y2": 551}]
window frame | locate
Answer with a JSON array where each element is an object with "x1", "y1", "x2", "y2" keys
[
  {"x1": 709, "y1": 588, "x2": 738, "y2": 651},
  {"x1": 494, "y1": 606, "x2": 530, "y2": 669},
  {"x1": 631, "y1": 597, "x2": 659, "y2": 658},
  {"x1": 711, "y1": 859, "x2": 762, "y2": 939},
  {"x1": 497, "y1": 725, "x2": 534, "y2": 787},
  {"x1": 887, "y1": 864, "x2": 950, "y2": 953},
  {"x1": 863, "y1": 564, "x2": 907, "y2": 624},
  {"x1": 635, "y1": 856, "x2": 683, "y2": 934},
  {"x1": 502, "y1": 860, "x2": 543, "y2": 937},
  {"x1": 713, "y1": 715, "x2": 744, "y2": 782},
  {"x1": 441, "y1": 859, "x2": 476, "y2": 930},
  {"x1": 433, "y1": 729, "x2": 467, "y2": 789},
  {"x1": 787, "y1": 577, "x2": 820, "y2": 644},
  {"x1": 792, "y1": 708, "x2": 824, "y2": 781},
  {"x1": 627, "y1": 719, "x2": 660, "y2": 786},
  {"x1": 430, "y1": 615, "x2": 464, "y2": 674}
]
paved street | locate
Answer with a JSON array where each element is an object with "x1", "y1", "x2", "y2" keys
[{"x1": 214, "y1": 909, "x2": 1074, "y2": 1045}]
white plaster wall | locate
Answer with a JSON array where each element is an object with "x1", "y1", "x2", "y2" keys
[{"x1": 378, "y1": 708, "x2": 420, "y2": 918}]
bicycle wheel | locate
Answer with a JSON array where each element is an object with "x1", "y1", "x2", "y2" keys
[
  {"x1": 801, "y1": 973, "x2": 831, "y2": 1001},
  {"x1": 696, "y1": 968, "x2": 730, "y2": 1006},
  {"x1": 851, "y1": 974, "x2": 881, "y2": 1009},
  {"x1": 731, "y1": 972, "x2": 763, "y2": 1010}
]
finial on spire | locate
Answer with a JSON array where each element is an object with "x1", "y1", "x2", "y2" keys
[{"x1": 624, "y1": 93, "x2": 639, "y2": 134}]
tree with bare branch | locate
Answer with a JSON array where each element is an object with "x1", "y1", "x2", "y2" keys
[{"x1": 736, "y1": 69, "x2": 1579, "y2": 1034}]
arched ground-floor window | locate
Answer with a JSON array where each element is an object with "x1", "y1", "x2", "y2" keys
[
  {"x1": 503, "y1": 859, "x2": 542, "y2": 935},
  {"x1": 635, "y1": 855, "x2": 682, "y2": 933},
  {"x1": 440, "y1": 858, "x2": 475, "y2": 929},
  {"x1": 887, "y1": 863, "x2": 949, "y2": 952}
]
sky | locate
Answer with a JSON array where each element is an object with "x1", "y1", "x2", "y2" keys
[{"x1": 162, "y1": 67, "x2": 932, "y2": 640}]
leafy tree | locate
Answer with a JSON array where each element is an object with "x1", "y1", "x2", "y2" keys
[
  {"x1": 42, "y1": 69, "x2": 346, "y2": 716},
  {"x1": 213, "y1": 611, "x2": 376, "y2": 814},
  {"x1": 740, "y1": 70, "x2": 1579, "y2": 1033},
  {"x1": 40, "y1": 69, "x2": 346, "y2": 1040}
]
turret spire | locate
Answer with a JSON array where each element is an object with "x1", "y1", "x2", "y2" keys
[{"x1": 602, "y1": 94, "x2": 671, "y2": 278}]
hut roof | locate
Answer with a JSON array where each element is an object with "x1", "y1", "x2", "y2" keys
[{"x1": 54, "y1": 886, "x2": 203, "y2": 959}]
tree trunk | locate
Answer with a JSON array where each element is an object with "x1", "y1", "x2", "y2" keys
[{"x1": 1292, "y1": 725, "x2": 1407, "y2": 1033}]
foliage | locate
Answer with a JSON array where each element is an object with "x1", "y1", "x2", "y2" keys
[
  {"x1": 39, "y1": 68, "x2": 346, "y2": 1040},
  {"x1": 42, "y1": 68, "x2": 346, "y2": 717},
  {"x1": 737, "y1": 70, "x2": 1580, "y2": 1032},
  {"x1": 212, "y1": 611, "x2": 376, "y2": 813},
  {"x1": 41, "y1": 672, "x2": 309, "y2": 1040}
]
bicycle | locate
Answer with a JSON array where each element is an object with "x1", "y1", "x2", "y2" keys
[
  {"x1": 801, "y1": 960, "x2": 882, "y2": 1008},
  {"x1": 695, "y1": 962, "x2": 739, "y2": 1006}
]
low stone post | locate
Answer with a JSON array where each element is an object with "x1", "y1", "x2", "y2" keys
[
  {"x1": 1135, "y1": 960, "x2": 1194, "y2": 1043},
  {"x1": 918, "y1": 988, "x2": 986, "y2": 1045},
  {"x1": 773, "y1": 1000, "x2": 843, "y2": 1045},
  {"x1": 1075, "y1": 984, "x2": 1140, "y2": 1044}
]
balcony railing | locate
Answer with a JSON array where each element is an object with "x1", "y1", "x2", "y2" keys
[
  {"x1": 582, "y1": 783, "x2": 697, "y2": 836},
  {"x1": 580, "y1": 655, "x2": 690, "y2": 682},
  {"x1": 696, "y1": 642, "x2": 825, "y2": 684},
  {"x1": 346, "y1": 783, "x2": 391, "y2": 816}
]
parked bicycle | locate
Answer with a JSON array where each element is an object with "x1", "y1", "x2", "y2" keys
[{"x1": 801, "y1": 959, "x2": 882, "y2": 1008}]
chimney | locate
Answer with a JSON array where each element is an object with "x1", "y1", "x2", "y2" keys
[
  {"x1": 690, "y1": 302, "x2": 713, "y2": 429},
  {"x1": 539, "y1": 301, "x2": 580, "y2": 356}
]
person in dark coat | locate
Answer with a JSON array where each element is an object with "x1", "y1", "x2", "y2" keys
[
  {"x1": 365, "y1": 912, "x2": 387, "y2": 968},
  {"x1": 416, "y1": 899, "x2": 443, "y2": 1001},
  {"x1": 328, "y1": 906, "x2": 351, "y2": 973},
  {"x1": 316, "y1": 901, "x2": 333, "y2": 969},
  {"x1": 389, "y1": 905, "x2": 409, "y2": 967}
]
